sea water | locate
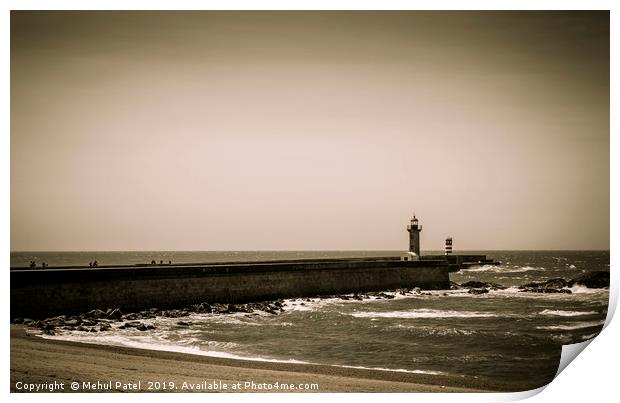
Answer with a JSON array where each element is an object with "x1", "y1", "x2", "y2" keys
[{"x1": 11, "y1": 250, "x2": 610, "y2": 390}]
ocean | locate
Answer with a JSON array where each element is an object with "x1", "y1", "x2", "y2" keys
[{"x1": 11, "y1": 250, "x2": 610, "y2": 390}]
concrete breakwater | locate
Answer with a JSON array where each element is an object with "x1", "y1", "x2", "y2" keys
[{"x1": 11, "y1": 258, "x2": 449, "y2": 319}]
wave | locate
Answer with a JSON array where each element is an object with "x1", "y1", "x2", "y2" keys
[
  {"x1": 351, "y1": 309, "x2": 498, "y2": 319},
  {"x1": 536, "y1": 321, "x2": 605, "y2": 331},
  {"x1": 335, "y1": 364, "x2": 447, "y2": 376},
  {"x1": 38, "y1": 332, "x2": 308, "y2": 364},
  {"x1": 580, "y1": 332, "x2": 600, "y2": 341},
  {"x1": 459, "y1": 265, "x2": 544, "y2": 273},
  {"x1": 388, "y1": 324, "x2": 477, "y2": 336},
  {"x1": 568, "y1": 285, "x2": 607, "y2": 294},
  {"x1": 539, "y1": 309, "x2": 598, "y2": 317},
  {"x1": 38, "y1": 331, "x2": 450, "y2": 375}
]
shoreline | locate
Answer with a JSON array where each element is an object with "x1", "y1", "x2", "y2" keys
[{"x1": 10, "y1": 325, "x2": 506, "y2": 393}]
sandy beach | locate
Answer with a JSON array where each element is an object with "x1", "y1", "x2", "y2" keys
[{"x1": 10, "y1": 325, "x2": 493, "y2": 393}]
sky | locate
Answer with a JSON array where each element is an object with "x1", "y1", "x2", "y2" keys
[{"x1": 10, "y1": 11, "x2": 609, "y2": 251}]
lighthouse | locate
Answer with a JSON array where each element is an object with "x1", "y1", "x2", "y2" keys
[
  {"x1": 407, "y1": 214, "x2": 422, "y2": 257},
  {"x1": 445, "y1": 237, "x2": 453, "y2": 255}
]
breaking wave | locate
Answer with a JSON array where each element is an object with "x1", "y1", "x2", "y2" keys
[
  {"x1": 39, "y1": 332, "x2": 308, "y2": 364},
  {"x1": 351, "y1": 309, "x2": 498, "y2": 319},
  {"x1": 335, "y1": 364, "x2": 447, "y2": 376},
  {"x1": 536, "y1": 321, "x2": 605, "y2": 331},
  {"x1": 539, "y1": 309, "x2": 598, "y2": 317},
  {"x1": 460, "y1": 265, "x2": 544, "y2": 273}
]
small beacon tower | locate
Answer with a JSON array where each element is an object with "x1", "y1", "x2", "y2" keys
[
  {"x1": 407, "y1": 214, "x2": 422, "y2": 257},
  {"x1": 445, "y1": 237, "x2": 453, "y2": 255}
]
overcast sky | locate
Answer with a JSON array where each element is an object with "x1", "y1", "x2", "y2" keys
[{"x1": 11, "y1": 11, "x2": 609, "y2": 251}]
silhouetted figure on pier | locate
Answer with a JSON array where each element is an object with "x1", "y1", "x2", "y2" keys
[
  {"x1": 41, "y1": 262, "x2": 48, "y2": 268},
  {"x1": 93, "y1": 260, "x2": 98, "y2": 267},
  {"x1": 160, "y1": 260, "x2": 163, "y2": 265},
  {"x1": 29, "y1": 261, "x2": 36, "y2": 268},
  {"x1": 89, "y1": 261, "x2": 93, "y2": 267},
  {"x1": 168, "y1": 260, "x2": 172, "y2": 265}
]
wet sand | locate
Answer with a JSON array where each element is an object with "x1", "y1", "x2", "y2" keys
[{"x1": 10, "y1": 325, "x2": 491, "y2": 393}]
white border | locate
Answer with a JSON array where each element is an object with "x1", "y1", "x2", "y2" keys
[{"x1": 3, "y1": 2, "x2": 616, "y2": 403}]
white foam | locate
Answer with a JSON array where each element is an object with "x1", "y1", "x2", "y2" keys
[
  {"x1": 351, "y1": 309, "x2": 498, "y2": 319},
  {"x1": 39, "y1": 331, "x2": 453, "y2": 376},
  {"x1": 536, "y1": 321, "x2": 605, "y2": 331},
  {"x1": 38, "y1": 333, "x2": 308, "y2": 364},
  {"x1": 389, "y1": 324, "x2": 476, "y2": 336},
  {"x1": 568, "y1": 285, "x2": 607, "y2": 294},
  {"x1": 335, "y1": 364, "x2": 447, "y2": 376},
  {"x1": 460, "y1": 265, "x2": 543, "y2": 273},
  {"x1": 539, "y1": 309, "x2": 598, "y2": 317}
]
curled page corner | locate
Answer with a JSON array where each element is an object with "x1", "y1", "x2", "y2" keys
[{"x1": 555, "y1": 338, "x2": 594, "y2": 377}]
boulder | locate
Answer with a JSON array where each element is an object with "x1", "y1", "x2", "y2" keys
[
  {"x1": 22, "y1": 318, "x2": 36, "y2": 326},
  {"x1": 191, "y1": 304, "x2": 206, "y2": 313},
  {"x1": 229, "y1": 304, "x2": 252, "y2": 313},
  {"x1": 42, "y1": 323, "x2": 56, "y2": 331},
  {"x1": 568, "y1": 271, "x2": 610, "y2": 289},
  {"x1": 519, "y1": 278, "x2": 568, "y2": 290},
  {"x1": 468, "y1": 288, "x2": 489, "y2": 295},
  {"x1": 106, "y1": 308, "x2": 123, "y2": 320},
  {"x1": 449, "y1": 282, "x2": 462, "y2": 290},
  {"x1": 86, "y1": 309, "x2": 106, "y2": 319},
  {"x1": 139, "y1": 311, "x2": 154, "y2": 319},
  {"x1": 460, "y1": 281, "x2": 506, "y2": 290},
  {"x1": 519, "y1": 287, "x2": 572, "y2": 294},
  {"x1": 45, "y1": 317, "x2": 66, "y2": 327}
]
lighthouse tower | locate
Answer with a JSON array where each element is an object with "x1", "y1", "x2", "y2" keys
[{"x1": 407, "y1": 214, "x2": 422, "y2": 257}]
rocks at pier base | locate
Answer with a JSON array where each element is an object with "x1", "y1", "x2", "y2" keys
[
  {"x1": 11, "y1": 288, "x2": 432, "y2": 334},
  {"x1": 568, "y1": 271, "x2": 609, "y2": 289},
  {"x1": 518, "y1": 278, "x2": 572, "y2": 294},
  {"x1": 459, "y1": 281, "x2": 506, "y2": 291}
]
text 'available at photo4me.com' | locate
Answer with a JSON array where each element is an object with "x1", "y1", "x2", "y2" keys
[{"x1": 13, "y1": 379, "x2": 321, "y2": 392}]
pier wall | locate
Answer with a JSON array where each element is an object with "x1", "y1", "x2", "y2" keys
[{"x1": 10, "y1": 259, "x2": 449, "y2": 319}]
